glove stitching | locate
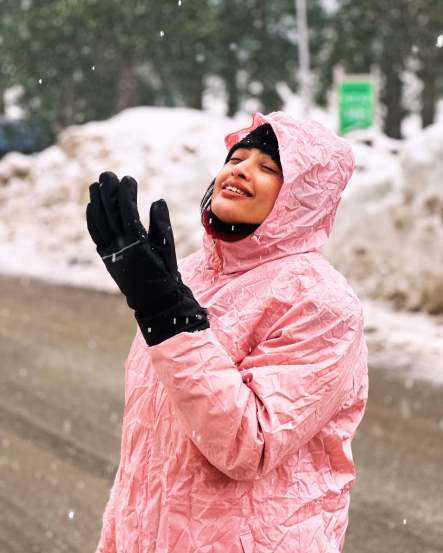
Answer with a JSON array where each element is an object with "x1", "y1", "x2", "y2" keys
[{"x1": 102, "y1": 239, "x2": 142, "y2": 262}]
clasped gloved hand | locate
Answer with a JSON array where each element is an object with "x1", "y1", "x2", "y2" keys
[{"x1": 86, "y1": 171, "x2": 210, "y2": 346}]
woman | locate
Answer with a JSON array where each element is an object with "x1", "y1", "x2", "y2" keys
[{"x1": 86, "y1": 111, "x2": 368, "y2": 553}]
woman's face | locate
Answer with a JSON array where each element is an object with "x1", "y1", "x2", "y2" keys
[{"x1": 210, "y1": 147, "x2": 283, "y2": 225}]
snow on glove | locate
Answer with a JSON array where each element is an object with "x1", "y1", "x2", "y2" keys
[{"x1": 86, "y1": 171, "x2": 209, "y2": 346}]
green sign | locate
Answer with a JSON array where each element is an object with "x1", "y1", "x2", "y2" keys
[{"x1": 338, "y1": 80, "x2": 375, "y2": 135}]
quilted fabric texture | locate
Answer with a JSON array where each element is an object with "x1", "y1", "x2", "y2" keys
[{"x1": 95, "y1": 112, "x2": 368, "y2": 553}]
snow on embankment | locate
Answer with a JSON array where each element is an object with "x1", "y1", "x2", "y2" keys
[
  {"x1": 0, "y1": 107, "x2": 442, "y2": 384},
  {"x1": 0, "y1": 107, "x2": 238, "y2": 289},
  {"x1": 325, "y1": 123, "x2": 443, "y2": 315},
  {"x1": 323, "y1": 125, "x2": 443, "y2": 384}
]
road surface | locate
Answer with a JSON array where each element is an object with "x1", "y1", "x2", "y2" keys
[{"x1": 0, "y1": 275, "x2": 442, "y2": 553}]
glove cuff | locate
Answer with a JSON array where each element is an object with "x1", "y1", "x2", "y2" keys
[{"x1": 135, "y1": 297, "x2": 210, "y2": 346}]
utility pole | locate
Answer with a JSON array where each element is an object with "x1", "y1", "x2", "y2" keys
[{"x1": 296, "y1": 0, "x2": 311, "y2": 116}]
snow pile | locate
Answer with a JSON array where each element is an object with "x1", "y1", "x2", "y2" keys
[
  {"x1": 0, "y1": 107, "x2": 241, "y2": 290},
  {"x1": 363, "y1": 299, "x2": 443, "y2": 385},
  {"x1": 1, "y1": 106, "x2": 441, "y2": 310},
  {"x1": 325, "y1": 122, "x2": 443, "y2": 314},
  {"x1": 1, "y1": 106, "x2": 441, "y2": 308},
  {"x1": 0, "y1": 105, "x2": 442, "y2": 384}
]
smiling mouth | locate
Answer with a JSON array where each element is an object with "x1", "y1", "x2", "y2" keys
[
  {"x1": 222, "y1": 185, "x2": 251, "y2": 197},
  {"x1": 221, "y1": 188, "x2": 250, "y2": 199}
]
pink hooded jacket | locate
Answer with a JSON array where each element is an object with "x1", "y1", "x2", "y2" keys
[{"x1": 96, "y1": 112, "x2": 368, "y2": 553}]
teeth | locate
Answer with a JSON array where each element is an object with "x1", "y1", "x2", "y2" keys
[{"x1": 225, "y1": 185, "x2": 248, "y2": 196}]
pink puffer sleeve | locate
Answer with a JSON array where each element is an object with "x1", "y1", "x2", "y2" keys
[{"x1": 148, "y1": 302, "x2": 366, "y2": 481}]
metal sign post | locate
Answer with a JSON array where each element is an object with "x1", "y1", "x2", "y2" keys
[{"x1": 296, "y1": 0, "x2": 311, "y2": 117}]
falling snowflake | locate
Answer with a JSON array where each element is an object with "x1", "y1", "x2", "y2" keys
[
  {"x1": 63, "y1": 420, "x2": 72, "y2": 434},
  {"x1": 437, "y1": 34, "x2": 443, "y2": 48},
  {"x1": 159, "y1": 30, "x2": 165, "y2": 37}
]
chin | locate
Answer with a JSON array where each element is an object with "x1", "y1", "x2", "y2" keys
[{"x1": 212, "y1": 204, "x2": 247, "y2": 224}]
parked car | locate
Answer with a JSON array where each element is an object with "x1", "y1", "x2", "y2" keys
[{"x1": 0, "y1": 118, "x2": 54, "y2": 158}]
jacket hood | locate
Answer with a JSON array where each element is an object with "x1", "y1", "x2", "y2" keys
[{"x1": 202, "y1": 111, "x2": 355, "y2": 275}]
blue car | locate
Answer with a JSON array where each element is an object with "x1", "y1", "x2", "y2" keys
[{"x1": 0, "y1": 118, "x2": 54, "y2": 158}]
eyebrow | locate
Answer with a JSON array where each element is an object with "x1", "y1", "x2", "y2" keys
[{"x1": 232, "y1": 148, "x2": 278, "y2": 164}]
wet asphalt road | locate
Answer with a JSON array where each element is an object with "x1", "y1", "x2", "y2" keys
[{"x1": 0, "y1": 275, "x2": 442, "y2": 553}]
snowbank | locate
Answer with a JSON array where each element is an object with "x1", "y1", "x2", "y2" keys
[
  {"x1": 363, "y1": 299, "x2": 443, "y2": 385},
  {"x1": 325, "y1": 122, "x2": 443, "y2": 314},
  {"x1": 0, "y1": 107, "x2": 242, "y2": 290},
  {"x1": 0, "y1": 105, "x2": 442, "y2": 384}
]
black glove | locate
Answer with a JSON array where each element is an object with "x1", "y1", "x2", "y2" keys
[{"x1": 86, "y1": 171, "x2": 209, "y2": 346}]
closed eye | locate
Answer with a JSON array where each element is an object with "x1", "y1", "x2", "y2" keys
[{"x1": 262, "y1": 164, "x2": 278, "y2": 174}]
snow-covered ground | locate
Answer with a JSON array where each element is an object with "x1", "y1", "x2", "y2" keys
[{"x1": 0, "y1": 104, "x2": 442, "y2": 385}]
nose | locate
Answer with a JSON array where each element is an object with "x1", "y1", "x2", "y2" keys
[{"x1": 231, "y1": 159, "x2": 251, "y2": 179}]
